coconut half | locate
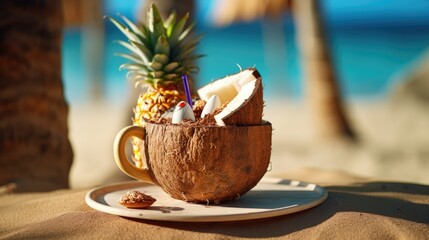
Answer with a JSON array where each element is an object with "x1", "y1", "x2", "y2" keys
[
  {"x1": 143, "y1": 121, "x2": 272, "y2": 203},
  {"x1": 215, "y1": 78, "x2": 263, "y2": 126},
  {"x1": 197, "y1": 68, "x2": 263, "y2": 126},
  {"x1": 198, "y1": 68, "x2": 261, "y2": 105}
]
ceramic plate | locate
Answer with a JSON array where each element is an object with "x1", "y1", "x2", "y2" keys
[{"x1": 85, "y1": 177, "x2": 327, "y2": 222}]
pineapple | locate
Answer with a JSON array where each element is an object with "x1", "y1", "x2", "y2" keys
[{"x1": 107, "y1": 4, "x2": 204, "y2": 167}]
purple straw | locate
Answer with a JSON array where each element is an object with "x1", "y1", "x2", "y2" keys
[{"x1": 181, "y1": 75, "x2": 193, "y2": 107}]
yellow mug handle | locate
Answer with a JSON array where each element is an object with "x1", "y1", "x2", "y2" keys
[{"x1": 113, "y1": 125, "x2": 156, "y2": 184}]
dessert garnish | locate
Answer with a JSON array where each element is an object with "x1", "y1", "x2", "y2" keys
[
  {"x1": 119, "y1": 190, "x2": 156, "y2": 209},
  {"x1": 201, "y1": 95, "x2": 221, "y2": 118},
  {"x1": 172, "y1": 101, "x2": 195, "y2": 123}
]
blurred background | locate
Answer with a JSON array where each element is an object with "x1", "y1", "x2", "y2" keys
[
  {"x1": 63, "y1": 0, "x2": 429, "y2": 102},
  {"x1": 62, "y1": 0, "x2": 429, "y2": 188}
]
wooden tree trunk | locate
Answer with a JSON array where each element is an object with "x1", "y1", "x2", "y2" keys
[
  {"x1": 0, "y1": 0, "x2": 73, "y2": 192},
  {"x1": 294, "y1": 0, "x2": 355, "y2": 140}
]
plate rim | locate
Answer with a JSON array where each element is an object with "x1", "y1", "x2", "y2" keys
[{"x1": 85, "y1": 177, "x2": 328, "y2": 222}]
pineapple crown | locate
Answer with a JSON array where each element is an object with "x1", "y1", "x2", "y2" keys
[{"x1": 106, "y1": 4, "x2": 204, "y2": 88}]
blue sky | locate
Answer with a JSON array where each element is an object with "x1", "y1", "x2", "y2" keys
[
  {"x1": 323, "y1": 0, "x2": 429, "y2": 26},
  {"x1": 104, "y1": 0, "x2": 429, "y2": 27}
]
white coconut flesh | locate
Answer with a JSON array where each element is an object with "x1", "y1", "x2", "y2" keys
[
  {"x1": 197, "y1": 68, "x2": 259, "y2": 105},
  {"x1": 197, "y1": 68, "x2": 262, "y2": 126},
  {"x1": 214, "y1": 79, "x2": 260, "y2": 126}
]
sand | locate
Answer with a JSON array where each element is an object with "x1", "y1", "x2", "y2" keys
[
  {"x1": 68, "y1": 97, "x2": 429, "y2": 189},
  {"x1": 3, "y1": 169, "x2": 429, "y2": 239},
  {"x1": 4, "y1": 97, "x2": 426, "y2": 239}
]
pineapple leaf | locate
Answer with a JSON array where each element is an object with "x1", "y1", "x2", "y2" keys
[
  {"x1": 130, "y1": 40, "x2": 153, "y2": 63},
  {"x1": 116, "y1": 40, "x2": 134, "y2": 51},
  {"x1": 126, "y1": 71, "x2": 144, "y2": 79},
  {"x1": 168, "y1": 12, "x2": 190, "y2": 48},
  {"x1": 134, "y1": 80, "x2": 144, "y2": 88},
  {"x1": 148, "y1": 4, "x2": 162, "y2": 31},
  {"x1": 118, "y1": 15, "x2": 143, "y2": 38},
  {"x1": 172, "y1": 44, "x2": 197, "y2": 61},
  {"x1": 171, "y1": 34, "x2": 203, "y2": 60},
  {"x1": 152, "y1": 78, "x2": 164, "y2": 88},
  {"x1": 164, "y1": 11, "x2": 177, "y2": 36},
  {"x1": 155, "y1": 35, "x2": 170, "y2": 55},
  {"x1": 114, "y1": 52, "x2": 145, "y2": 65},
  {"x1": 150, "y1": 62, "x2": 163, "y2": 71},
  {"x1": 144, "y1": 78, "x2": 155, "y2": 85},
  {"x1": 181, "y1": 54, "x2": 206, "y2": 70},
  {"x1": 140, "y1": 24, "x2": 153, "y2": 46},
  {"x1": 163, "y1": 62, "x2": 179, "y2": 72},
  {"x1": 183, "y1": 51, "x2": 204, "y2": 64},
  {"x1": 189, "y1": 66, "x2": 200, "y2": 72},
  {"x1": 182, "y1": 54, "x2": 206, "y2": 62},
  {"x1": 184, "y1": 34, "x2": 204, "y2": 49},
  {"x1": 164, "y1": 73, "x2": 178, "y2": 80},
  {"x1": 119, "y1": 63, "x2": 149, "y2": 72},
  {"x1": 153, "y1": 71, "x2": 165, "y2": 78},
  {"x1": 176, "y1": 54, "x2": 206, "y2": 66},
  {"x1": 175, "y1": 45, "x2": 197, "y2": 61},
  {"x1": 152, "y1": 54, "x2": 169, "y2": 65},
  {"x1": 178, "y1": 22, "x2": 195, "y2": 41},
  {"x1": 106, "y1": 16, "x2": 141, "y2": 43},
  {"x1": 117, "y1": 40, "x2": 149, "y2": 63},
  {"x1": 126, "y1": 71, "x2": 148, "y2": 82},
  {"x1": 118, "y1": 14, "x2": 151, "y2": 46},
  {"x1": 148, "y1": 4, "x2": 166, "y2": 43},
  {"x1": 173, "y1": 66, "x2": 185, "y2": 74}
]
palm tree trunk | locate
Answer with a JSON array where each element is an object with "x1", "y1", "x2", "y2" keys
[
  {"x1": 0, "y1": 0, "x2": 73, "y2": 192},
  {"x1": 294, "y1": 0, "x2": 355, "y2": 140}
]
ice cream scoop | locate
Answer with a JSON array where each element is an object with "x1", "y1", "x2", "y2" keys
[
  {"x1": 201, "y1": 95, "x2": 221, "y2": 118},
  {"x1": 172, "y1": 101, "x2": 195, "y2": 123}
]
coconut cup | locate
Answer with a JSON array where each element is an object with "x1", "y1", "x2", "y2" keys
[{"x1": 114, "y1": 121, "x2": 272, "y2": 203}]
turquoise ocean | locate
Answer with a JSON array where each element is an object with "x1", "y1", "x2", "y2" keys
[{"x1": 62, "y1": 0, "x2": 429, "y2": 103}]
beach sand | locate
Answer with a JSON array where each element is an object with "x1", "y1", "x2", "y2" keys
[{"x1": 69, "y1": 98, "x2": 429, "y2": 189}]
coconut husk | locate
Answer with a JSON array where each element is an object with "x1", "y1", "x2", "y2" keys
[{"x1": 143, "y1": 121, "x2": 272, "y2": 203}]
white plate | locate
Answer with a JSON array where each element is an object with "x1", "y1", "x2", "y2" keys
[{"x1": 85, "y1": 177, "x2": 327, "y2": 222}]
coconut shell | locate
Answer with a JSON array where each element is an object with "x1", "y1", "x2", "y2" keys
[
  {"x1": 214, "y1": 78, "x2": 263, "y2": 126},
  {"x1": 143, "y1": 121, "x2": 272, "y2": 203}
]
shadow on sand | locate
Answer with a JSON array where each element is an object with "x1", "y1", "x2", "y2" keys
[{"x1": 130, "y1": 181, "x2": 429, "y2": 238}]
